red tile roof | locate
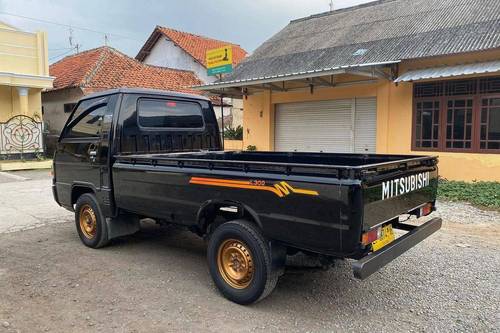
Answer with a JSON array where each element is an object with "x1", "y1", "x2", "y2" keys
[
  {"x1": 136, "y1": 26, "x2": 247, "y2": 68},
  {"x1": 49, "y1": 46, "x2": 203, "y2": 94}
]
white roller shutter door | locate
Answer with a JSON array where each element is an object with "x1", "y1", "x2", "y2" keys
[
  {"x1": 275, "y1": 99, "x2": 353, "y2": 153},
  {"x1": 354, "y1": 97, "x2": 377, "y2": 153},
  {"x1": 274, "y1": 98, "x2": 376, "y2": 153}
]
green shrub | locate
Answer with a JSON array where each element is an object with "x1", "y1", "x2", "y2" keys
[
  {"x1": 223, "y1": 125, "x2": 243, "y2": 140},
  {"x1": 437, "y1": 180, "x2": 500, "y2": 209}
]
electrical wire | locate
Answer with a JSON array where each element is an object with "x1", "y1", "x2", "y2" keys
[
  {"x1": 49, "y1": 47, "x2": 77, "y2": 61},
  {"x1": 0, "y1": 11, "x2": 143, "y2": 42},
  {"x1": 49, "y1": 47, "x2": 75, "y2": 51}
]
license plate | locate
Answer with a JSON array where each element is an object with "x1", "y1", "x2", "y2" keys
[{"x1": 372, "y1": 225, "x2": 395, "y2": 251}]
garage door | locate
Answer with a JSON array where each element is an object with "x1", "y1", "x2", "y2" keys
[{"x1": 274, "y1": 98, "x2": 376, "y2": 153}]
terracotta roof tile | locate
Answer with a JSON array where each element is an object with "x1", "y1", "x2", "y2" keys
[
  {"x1": 49, "y1": 46, "x2": 202, "y2": 94},
  {"x1": 137, "y1": 26, "x2": 247, "y2": 67}
]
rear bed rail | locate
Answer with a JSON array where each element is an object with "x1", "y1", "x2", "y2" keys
[{"x1": 115, "y1": 153, "x2": 437, "y2": 180}]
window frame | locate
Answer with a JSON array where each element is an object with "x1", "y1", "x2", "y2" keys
[
  {"x1": 136, "y1": 97, "x2": 206, "y2": 131},
  {"x1": 61, "y1": 99, "x2": 109, "y2": 141},
  {"x1": 478, "y1": 93, "x2": 500, "y2": 154},
  {"x1": 442, "y1": 95, "x2": 476, "y2": 153},
  {"x1": 412, "y1": 77, "x2": 500, "y2": 154},
  {"x1": 412, "y1": 98, "x2": 441, "y2": 151}
]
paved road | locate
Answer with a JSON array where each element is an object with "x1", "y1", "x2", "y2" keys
[
  {"x1": 0, "y1": 219, "x2": 499, "y2": 332},
  {"x1": 0, "y1": 170, "x2": 72, "y2": 233},
  {"x1": 0, "y1": 170, "x2": 499, "y2": 332}
]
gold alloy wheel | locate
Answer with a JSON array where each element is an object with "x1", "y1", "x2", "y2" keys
[
  {"x1": 79, "y1": 204, "x2": 97, "y2": 239},
  {"x1": 217, "y1": 239, "x2": 254, "y2": 289}
]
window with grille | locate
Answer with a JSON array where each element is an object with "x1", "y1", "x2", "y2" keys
[
  {"x1": 480, "y1": 97, "x2": 500, "y2": 150},
  {"x1": 415, "y1": 100, "x2": 440, "y2": 148},
  {"x1": 445, "y1": 99, "x2": 473, "y2": 149},
  {"x1": 413, "y1": 76, "x2": 500, "y2": 153}
]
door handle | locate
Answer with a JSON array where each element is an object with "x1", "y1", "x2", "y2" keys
[
  {"x1": 89, "y1": 150, "x2": 97, "y2": 163},
  {"x1": 88, "y1": 144, "x2": 98, "y2": 162}
]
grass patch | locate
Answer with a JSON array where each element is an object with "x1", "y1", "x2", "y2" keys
[{"x1": 438, "y1": 180, "x2": 500, "y2": 209}]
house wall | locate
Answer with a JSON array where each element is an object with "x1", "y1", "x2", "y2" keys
[
  {"x1": 0, "y1": 24, "x2": 52, "y2": 157},
  {"x1": 230, "y1": 98, "x2": 243, "y2": 128},
  {"x1": 0, "y1": 86, "x2": 13, "y2": 121},
  {"x1": 242, "y1": 50, "x2": 500, "y2": 181},
  {"x1": 224, "y1": 139, "x2": 244, "y2": 150},
  {"x1": 41, "y1": 87, "x2": 84, "y2": 155},
  {"x1": 0, "y1": 27, "x2": 50, "y2": 78},
  {"x1": 213, "y1": 98, "x2": 243, "y2": 129},
  {"x1": 143, "y1": 37, "x2": 215, "y2": 83},
  {"x1": 42, "y1": 87, "x2": 83, "y2": 135}
]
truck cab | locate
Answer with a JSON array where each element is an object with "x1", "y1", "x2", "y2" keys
[{"x1": 53, "y1": 88, "x2": 219, "y2": 216}]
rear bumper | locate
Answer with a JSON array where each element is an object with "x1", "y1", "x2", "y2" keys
[{"x1": 352, "y1": 217, "x2": 442, "y2": 280}]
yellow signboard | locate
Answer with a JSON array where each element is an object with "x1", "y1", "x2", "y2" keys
[
  {"x1": 206, "y1": 46, "x2": 233, "y2": 76},
  {"x1": 206, "y1": 45, "x2": 233, "y2": 68}
]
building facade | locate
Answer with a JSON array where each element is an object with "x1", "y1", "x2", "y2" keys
[
  {"x1": 197, "y1": 0, "x2": 500, "y2": 181},
  {"x1": 136, "y1": 26, "x2": 247, "y2": 130},
  {"x1": 0, "y1": 21, "x2": 53, "y2": 159}
]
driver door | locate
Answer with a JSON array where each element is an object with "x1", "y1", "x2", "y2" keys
[{"x1": 55, "y1": 96, "x2": 110, "y2": 198}]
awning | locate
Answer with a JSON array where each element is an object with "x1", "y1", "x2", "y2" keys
[
  {"x1": 395, "y1": 60, "x2": 500, "y2": 83},
  {"x1": 193, "y1": 61, "x2": 399, "y2": 97}
]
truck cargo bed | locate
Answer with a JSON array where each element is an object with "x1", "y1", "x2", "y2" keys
[{"x1": 115, "y1": 151, "x2": 437, "y2": 180}]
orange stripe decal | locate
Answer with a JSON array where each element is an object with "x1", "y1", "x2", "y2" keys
[
  {"x1": 190, "y1": 177, "x2": 252, "y2": 185},
  {"x1": 189, "y1": 177, "x2": 319, "y2": 198}
]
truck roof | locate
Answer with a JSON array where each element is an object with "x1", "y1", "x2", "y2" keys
[{"x1": 81, "y1": 88, "x2": 210, "y2": 102}]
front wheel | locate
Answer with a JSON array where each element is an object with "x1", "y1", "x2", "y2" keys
[{"x1": 207, "y1": 220, "x2": 280, "y2": 304}]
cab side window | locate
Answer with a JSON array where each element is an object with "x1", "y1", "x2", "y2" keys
[{"x1": 64, "y1": 98, "x2": 109, "y2": 139}]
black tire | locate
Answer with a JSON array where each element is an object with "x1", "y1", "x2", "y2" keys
[
  {"x1": 207, "y1": 220, "x2": 279, "y2": 304},
  {"x1": 75, "y1": 193, "x2": 109, "y2": 249}
]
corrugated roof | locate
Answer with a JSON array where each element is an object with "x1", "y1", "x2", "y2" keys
[
  {"x1": 395, "y1": 60, "x2": 500, "y2": 82},
  {"x1": 218, "y1": 0, "x2": 500, "y2": 84}
]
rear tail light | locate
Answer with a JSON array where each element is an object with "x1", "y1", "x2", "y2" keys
[
  {"x1": 420, "y1": 203, "x2": 433, "y2": 217},
  {"x1": 361, "y1": 227, "x2": 382, "y2": 246}
]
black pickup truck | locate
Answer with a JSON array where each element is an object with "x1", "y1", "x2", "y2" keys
[{"x1": 53, "y1": 88, "x2": 442, "y2": 304}]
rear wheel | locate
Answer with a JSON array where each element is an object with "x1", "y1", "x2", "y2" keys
[
  {"x1": 207, "y1": 220, "x2": 280, "y2": 304},
  {"x1": 75, "y1": 193, "x2": 109, "y2": 248}
]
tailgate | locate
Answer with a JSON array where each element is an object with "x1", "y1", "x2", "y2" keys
[{"x1": 361, "y1": 158, "x2": 438, "y2": 230}]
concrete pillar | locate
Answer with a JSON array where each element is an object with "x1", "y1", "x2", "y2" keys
[{"x1": 16, "y1": 87, "x2": 29, "y2": 116}]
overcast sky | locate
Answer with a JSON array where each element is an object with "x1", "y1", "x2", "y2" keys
[{"x1": 0, "y1": 0, "x2": 374, "y2": 63}]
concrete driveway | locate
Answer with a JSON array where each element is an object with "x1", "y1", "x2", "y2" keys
[{"x1": 0, "y1": 170, "x2": 72, "y2": 233}]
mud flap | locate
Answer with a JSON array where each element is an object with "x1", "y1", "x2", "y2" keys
[{"x1": 105, "y1": 214, "x2": 140, "y2": 240}]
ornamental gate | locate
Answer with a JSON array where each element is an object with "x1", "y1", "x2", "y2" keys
[{"x1": 0, "y1": 115, "x2": 44, "y2": 156}]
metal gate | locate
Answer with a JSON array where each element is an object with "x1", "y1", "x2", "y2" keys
[{"x1": 0, "y1": 115, "x2": 44, "y2": 156}]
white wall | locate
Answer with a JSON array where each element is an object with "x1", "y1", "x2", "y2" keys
[
  {"x1": 213, "y1": 97, "x2": 243, "y2": 129},
  {"x1": 142, "y1": 37, "x2": 244, "y2": 128},
  {"x1": 143, "y1": 37, "x2": 216, "y2": 84}
]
